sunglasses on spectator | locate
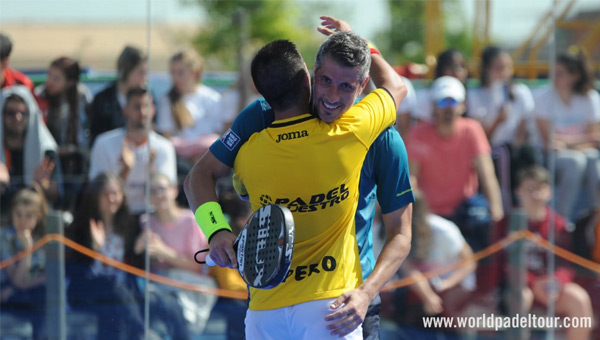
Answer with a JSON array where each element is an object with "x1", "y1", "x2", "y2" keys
[
  {"x1": 4, "y1": 109, "x2": 29, "y2": 118},
  {"x1": 436, "y1": 98, "x2": 459, "y2": 109}
]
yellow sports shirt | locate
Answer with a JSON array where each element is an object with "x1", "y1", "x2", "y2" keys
[{"x1": 233, "y1": 88, "x2": 396, "y2": 310}]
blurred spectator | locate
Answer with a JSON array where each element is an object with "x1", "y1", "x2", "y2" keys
[
  {"x1": 88, "y1": 87, "x2": 176, "y2": 215},
  {"x1": 88, "y1": 46, "x2": 147, "y2": 145},
  {"x1": 0, "y1": 33, "x2": 33, "y2": 91},
  {"x1": 467, "y1": 46, "x2": 537, "y2": 212},
  {"x1": 407, "y1": 76, "x2": 503, "y2": 253},
  {"x1": 210, "y1": 189, "x2": 252, "y2": 340},
  {"x1": 534, "y1": 47, "x2": 600, "y2": 220},
  {"x1": 135, "y1": 172, "x2": 207, "y2": 273},
  {"x1": 65, "y1": 172, "x2": 149, "y2": 340},
  {"x1": 494, "y1": 166, "x2": 593, "y2": 340},
  {"x1": 362, "y1": 73, "x2": 417, "y2": 137},
  {"x1": 35, "y1": 57, "x2": 93, "y2": 211},
  {"x1": 218, "y1": 61, "x2": 262, "y2": 134},
  {"x1": 434, "y1": 49, "x2": 469, "y2": 84},
  {"x1": 394, "y1": 76, "x2": 417, "y2": 137},
  {"x1": 0, "y1": 187, "x2": 49, "y2": 340},
  {"x1": 414, "y1": 49, "x2": 468, "y2": 124},
  {"x1": 402, "y1": 190, "x2": 476, "y2": 317},
  {"x1": 156, "y1": 49, "x2": 222, "y2": 163},
  {"x1": 0, "y1": 86, "x2": 59, "y2": 223},
  {"x1": 134, "y1": 172, "x2": 214, "y2": 336},
  {"x1": 594, "y1": 220, "x2": 600, "y2": 263}
]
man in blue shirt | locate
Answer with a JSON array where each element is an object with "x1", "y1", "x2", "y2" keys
[{"x1": 185, "y1": 16, "x2": 413, "y2": 339}]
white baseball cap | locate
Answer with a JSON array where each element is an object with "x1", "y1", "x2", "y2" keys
[{"x1": 430, "y1": 76, "x2": 465, "y2": 103}]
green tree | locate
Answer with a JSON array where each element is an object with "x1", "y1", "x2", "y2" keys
[
  {"x1": 189, "y1": 0, "x2": 331, "y2": 70},
  {"x1": 376, "y1": 0, "x2": 473, "y2": 67}
]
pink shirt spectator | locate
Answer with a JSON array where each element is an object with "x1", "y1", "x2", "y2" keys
[
  {"x1": 407, "y1": 117, "x2": 491, "y2": 216},
  {"x1": 146, "y1": 209, "x2": 208, "y2": 273}
]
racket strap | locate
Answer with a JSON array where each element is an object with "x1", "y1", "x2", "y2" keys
[{"x1": 194, "y1": 249, "x2": 209, "y2": 264}]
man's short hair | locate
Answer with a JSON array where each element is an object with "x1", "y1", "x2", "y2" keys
[
  {"x1": 126, "y1": 87, "x2": 149, "y2": 103},
  {"x1": 0, "y1": 33, "x2": 13, "y2": 61},
  {"x1": 314, "y1": 32, "x2": 371, "y2": 84},
  {"x1": 250, "y1": 40, "x2": 307, "y2": 111}
]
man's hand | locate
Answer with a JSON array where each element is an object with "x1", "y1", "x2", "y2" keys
[
  {"x1": 324, "y1": 288, "x2": 371, "y2": 337},
  {"x1": 208, "y1": 230, "x2": 238, "y2": 268},
  {"x1": 317, "y1": 15, "x2": 353, "y2": 36},
  {"x1": 33, "y1": 156, "x2": 55, "y2": 190},
  {"x1": 120, "y1": 140, "x2": 135, "y2": 171}
]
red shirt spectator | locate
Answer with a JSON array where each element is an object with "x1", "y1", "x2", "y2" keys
[{"x1": 1, "y1": 68, "x2": 34, "y2": 91}]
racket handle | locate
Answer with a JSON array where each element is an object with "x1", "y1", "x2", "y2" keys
[{"x1": 205, "y1": 254, "x2": 216, "y2": 267}]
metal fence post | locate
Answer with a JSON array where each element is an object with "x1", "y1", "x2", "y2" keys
[
  {"x1": 507, "y1": 209, "x2": 528, "y2": 340},
  {"x1": 45, "y1": 211, "x2": 66, "y2": 340}
]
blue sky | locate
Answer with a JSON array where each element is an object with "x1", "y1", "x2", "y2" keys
[{"x1": 0, "y1": 0, "x2": 598, "y2": 44}]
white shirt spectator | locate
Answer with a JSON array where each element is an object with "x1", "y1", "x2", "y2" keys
[
  {"x1": 533, "y1": 87, "x2": 600, "y2": 137},
  {"x1": 397, "y1": 76, "x2": 417, "y2": 116},
  {"x1": 89, "y1": 128, "x2": 177, "y2": 214},
  {"x1": 425, "y1": 214, "x2": 476, "y2": 291},
  {"x1": 467, "y1": 82, "x2": 535, "y2": 146},
  {"x1": 156, "y1": 85, "x2": 222, "y2": 139}
]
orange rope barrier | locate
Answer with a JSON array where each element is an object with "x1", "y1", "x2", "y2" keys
[
  {"x1": 0, "y1": 233, "x2": 247, "y2": 300},
  {"x1": 382, "y1": 230, "x2": 529, "y2": 291},
  {"x1": 1, "y1": 230, "x2": 598, "y2": 298},
  {"x1": 522, "y1": 230, "x2": 600, "y2": 274}
]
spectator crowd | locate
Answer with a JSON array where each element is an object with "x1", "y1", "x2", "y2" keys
[{"x1": 1, "y1": 29, "x2": 599, "y2": 340}]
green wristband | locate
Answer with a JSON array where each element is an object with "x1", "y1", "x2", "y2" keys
[{"x1": 194, "y1": 202, "x2": 232, "y2": 241}]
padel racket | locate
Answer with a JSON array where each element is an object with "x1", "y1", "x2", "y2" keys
[{"x1": 196, "y1": 204, "x2": 295, "y2": 289}]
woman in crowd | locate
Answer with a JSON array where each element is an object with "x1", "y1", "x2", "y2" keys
[
  {"x1": 467, "y1": 46, "x2": 537, "y2": 212},
  {"x1": 156, "y1": 49, "x2": 222, "y2": 163},
  {"x1": 434, "y1": 49, "x2": 469, "y2": 85},
  {"x1": 66, "y1": 172, "x2": 147, "y2": 340},
  {"x1": 134, "y1": 172, "x2": 211, "y2": 336},
  {"x1": 0, "y1": 186, "x2": 49, "y2": 339},
  {"x1": 413, "y1": 49, "x2": 468, "y2": 125},
  {"x1": 534, "y1": 47, "x2": 600, "y2": 220},
  {"x1": 35, "y1": 56, "x2": 92, "y2": 211},
  {"x1": 88, "y1": 46, "x2": 147, "y2": 145}
]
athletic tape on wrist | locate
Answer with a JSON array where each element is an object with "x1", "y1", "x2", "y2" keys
[{"x1": 194, "y1": 202, "x2": 232, "y2": 241}]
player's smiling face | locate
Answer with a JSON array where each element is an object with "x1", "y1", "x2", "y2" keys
[{"x1": 313, "y1": 56, "x2": 367, "y2": 123}]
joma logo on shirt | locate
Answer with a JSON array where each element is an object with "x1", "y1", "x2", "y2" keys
[{"x1": 275, "y1": 130, "x2": 308, "y2": 143}]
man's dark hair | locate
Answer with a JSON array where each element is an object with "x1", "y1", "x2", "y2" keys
[
  {"x1": 0, "y1": 33, "x2": 13, "y2": 61},
  {"x1": 517, "y1": 165, "x2": 551, "y2": 188},
  {"x1": 314, "y1": 31, "x2": 370, "y2": 83},
  {"x1": 250, "y1": 40, "x2": 307, "y2": 111},
  {"x1": 126, "y1": 87, "x2": 149, "y2": 103}
]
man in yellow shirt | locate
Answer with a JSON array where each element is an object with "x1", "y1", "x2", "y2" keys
[{"x1": 187, "y1": 20, "x2": 406, "y2": 340}]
